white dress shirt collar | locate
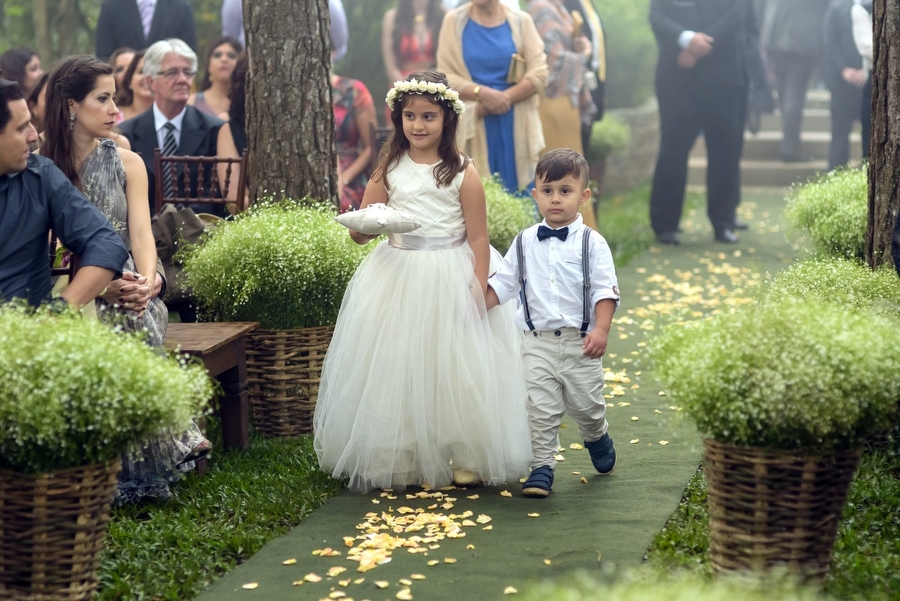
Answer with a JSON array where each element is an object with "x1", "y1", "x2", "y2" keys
[{"x1": 153, "y1": 103, "x2": 187, "y2": 149}]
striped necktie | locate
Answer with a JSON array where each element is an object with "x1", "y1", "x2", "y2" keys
[
  {"x1": 139, "y1": 0, "x2": 154, "y2": 40},
  {"x1": 162, "y1": 122, "x2": 177, "y2": 199}
]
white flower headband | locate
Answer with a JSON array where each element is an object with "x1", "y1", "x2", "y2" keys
[{"x1": 385, "y1": 79, "x2": 466, "y2": 116}]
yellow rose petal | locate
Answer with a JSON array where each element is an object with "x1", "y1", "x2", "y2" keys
[
  {"x1": 630, "y1": 439, "x2": 640, "y2": 444},
  {"x1": 282, "y1": 558, "x2": 297, "y2": 565},
  {"x1": 504, "y1": 586, "x2": 519, "y2": 594},
  {"x1": 353, "y1": 577, "x2": 365, "y2": 584},
  {"x1": 569, "y1": 443, "x2": 583, "y2": 450},
  {"x1": 467, "y1": 494, "x2": 480, "y2": 499},
  {"x1": 339, "y1": 578, "x2": 351, "y2": 586},
  {"x1": 500, "y1": 490, "x2": 512, "y2": 497},
  {"x1": 241, "y1": 582, "x2": 259, "y2": 590},
  {"x1": 581, "y1": 477, "x2": 588, "y2": 484},
  {"x1": 444, "y1": 557, "x2": 457, "y2": 564},
  {"x1": 397, "y1": 589, "x2": 414, "y2": 600},
  {"x1": 659, "y1": 391, "x2": 667, "y2": 396},
  {"x1": 411, "y1": 573, "x2": 426, "y2": 580},
  {"x1": 427, "y1": 560, "x2": 440, "y2": 566},
  {"x1": 527, "y1": 513, "x2": 540, "y2": 518},
  {"x1": 543, "y1": 559, "x2": 552, "y2": 565},
  {"x1": 483, "y1": 525, "x2": 493, "y2": 530},
  {"x1": 554, "y1": 454, "x2": 566, "y2": 461},
  {"x1": 328, "y1": 592, "x2": 347, "y2": 599},
  {"x1": 571, "y1": 471, "x2": 581, "y2": 475},
  {"x1": 659, "y1": 440, "x2": 670, "y2": 446},
  {"x1": 327, "y1": 566, "x2": 347, "y2": 578},
  {"x1": 292, "y1": 580, "x2": 304, "y2": 586},
  {"x1": 374, "y1": 580, "x2": 390, "y2": 589},
  {"x1": 466, "y1": 544, "x2": 475, "y2": 550},
  {"x1": 630, "y1": 416, "x2": 639, "y2": 421},
  {"x1": 399, "y1": 578, "x2": 413, "y2": 586},
  {"x1": 304, "y1": 573, "x2": 322, "y2": 583}
]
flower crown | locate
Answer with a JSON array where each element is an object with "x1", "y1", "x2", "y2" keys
[{"x1": 385, "y1": 79, "x2": 466, "y2": 116}]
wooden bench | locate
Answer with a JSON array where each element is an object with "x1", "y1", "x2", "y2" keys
[{"x1": 164, "y1": 322, "x2": 259, "y2": 456}]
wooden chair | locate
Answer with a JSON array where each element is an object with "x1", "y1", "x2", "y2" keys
[
  {"x1": 153, "y1": 149, "x2": 248, "y2": 215},
  {"x1": 368, "y1": 122, "x2": 394, "y2": 174}
]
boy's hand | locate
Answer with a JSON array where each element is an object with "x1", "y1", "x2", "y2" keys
[{"x1": 582, "y1": 327, "x2": 608, "y2": 359}]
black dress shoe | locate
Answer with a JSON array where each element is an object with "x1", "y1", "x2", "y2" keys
[
  {"x1": 732, "y1": 219, "x2": 749, "y2": 230},
  {"x1": 655, "y1": 232, "x2": 680, "y2": 246},
  {"x1": 714, "y1": 228, "x2": 739, "y2": 243}
]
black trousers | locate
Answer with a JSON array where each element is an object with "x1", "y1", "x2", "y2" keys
[
  {"x1": 650, "y1": 83, "x2": 747, "y2": 236},
  {"x1": 827, "y1": 81, "x2": 862, "y2": 171}
]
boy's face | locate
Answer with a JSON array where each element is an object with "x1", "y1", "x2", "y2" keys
[{"x1": 532, "y1": 174, "x2": 591, "y2": 228}]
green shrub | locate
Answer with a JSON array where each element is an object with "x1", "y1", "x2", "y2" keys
[
  {"x1": 783, "y1": 167, "x2": 868, "y2": 261},
  {"x1": 183, "y1": 201, "x2": 373, "y2": 330},
  {"x1": 600, "y1": 0, "x2": 656, "y2": 108},
  {"x1": 759, "y1": 258, "x2": 900, "y2": 320},
  {"x1": 484, "y1": 176, "x2": 537, "y2": 253},
  {"x1": 520, "y1": 570, "x2": 830, "y2": 601},
  {"x1": 0, "y1": 304, "x2": 211, "y2": 473},
  {"x1": 650, "y1": 299, "x2": 900, "y2": 451},
  {"x1": 587, "y1": 115, "x2": 630, "y2": 160}
]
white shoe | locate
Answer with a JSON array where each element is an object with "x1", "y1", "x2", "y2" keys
[{"x1": 452, "y1": 467, "x2": 480, "y2": 486}]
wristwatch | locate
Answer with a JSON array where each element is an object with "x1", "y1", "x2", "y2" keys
[{"x1": 473, "y1": 85, "x2": 481, "y2": 98}]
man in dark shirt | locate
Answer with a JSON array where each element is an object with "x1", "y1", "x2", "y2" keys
[{"x1": 0, "y1": 79, "x2": 128, "y2": 308}]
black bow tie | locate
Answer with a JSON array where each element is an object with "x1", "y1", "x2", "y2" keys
[{"x1": 537, "y1": 225, "x2": 569, "y2": 242}]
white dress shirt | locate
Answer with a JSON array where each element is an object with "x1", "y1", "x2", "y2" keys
[
  {"x1": 153, "y1": 103, "x2": 187, "y2": 151},
  {"x1": 489, "y1": 215, "x2": 620, "y2": 332}
]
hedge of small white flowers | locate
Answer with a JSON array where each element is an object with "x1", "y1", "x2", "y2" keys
[
  {"x1": 650, "y1": 299, "x2": 900, "y2": 452},
  {"x1": 484, "y1": 176, "x2": 538, "y2": 254},
  {"x1": 0, "y1": 304, "x2": 211, "y2": 473},
  {"x1": 759, "y1": 257, "x2": 900, "y2": 321},
  {"x1": 182, "y1": 200, "x2": 374, "y2": 330},
  {"x1": 784, "y1": 167, "x2": 868, "y2": 261}
]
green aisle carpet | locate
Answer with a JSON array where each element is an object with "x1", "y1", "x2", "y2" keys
[{"x1": 197, "y1": 189, "x2": 797, "y2": 601}]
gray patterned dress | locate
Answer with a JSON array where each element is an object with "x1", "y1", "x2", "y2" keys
[{"x1": 81, "y1": 139, "x2": 205, "y2": 504}]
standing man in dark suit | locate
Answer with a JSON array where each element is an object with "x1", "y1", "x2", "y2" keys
[
  {"x1": 648, "y1": 0, "x2": 753, "y2": 245},
  {"x1": 95, "y1": 0, "x2": 198, "y2": 60},
  {"x1": 823, "y1": 0, "x2": 865, "y2": 171},
  {"x1": 117, "y1": 39, "x2": 223, "y2": 216}
]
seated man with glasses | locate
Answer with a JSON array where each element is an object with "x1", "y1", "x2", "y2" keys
[{"x1": 118, "y1": 38, "x2": 224, "y2": 216}]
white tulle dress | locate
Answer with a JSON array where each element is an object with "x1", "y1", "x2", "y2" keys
[{"x1": 314, "y1": 152, "x2": 531, "y2": 493}]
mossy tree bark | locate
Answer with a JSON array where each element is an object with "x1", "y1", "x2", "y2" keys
[
  {"x1": 243, "y1": 0, "x2": 337, "y2": 204},
  {"x1": 866, "y1": 0, "x2": 899, "y2": 270}
]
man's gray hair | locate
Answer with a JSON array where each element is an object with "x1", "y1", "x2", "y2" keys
[{"x1": 142, "y1": 39, "x2": 198, "y2": 76}]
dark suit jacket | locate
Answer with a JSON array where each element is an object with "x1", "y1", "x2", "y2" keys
[
  {"x1": 118, "y1": 105, "x2": 224, "y2": 214},
  {"x1": 822, "y1": 0, "x2": 863, "y2": 90},
  {"x1": 95, "y1": 0, "x2": 198, "y2": 59},
  {"x1": 650, "y1": 0, "x2": 751, "y2": 89}
]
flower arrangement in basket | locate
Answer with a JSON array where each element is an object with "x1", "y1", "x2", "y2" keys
[
  {"x1": 0, "y1": 303, "x2": 211, "y2": 600},
  {"x1": 182, "y1": 200, "x2": 374, "y2": 438},
  {"x1": 650, "y1": 297, "x2": 900, "y2": 580}
]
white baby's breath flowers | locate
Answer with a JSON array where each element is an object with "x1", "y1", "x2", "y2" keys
[{"x1": 386, "y1": 78, "x2": 466, "y2": 115}]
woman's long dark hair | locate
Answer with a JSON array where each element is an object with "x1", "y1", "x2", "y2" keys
[
  {"x1": 0, "y1": 47, "x2": 38, "y2": 92},
  {"x1": 377, "y1": 70, "x2": 464, "y2": 191},
  {"x1": 116, "y1": 49, "x2": 146, "y2": 108},
  {"x1": 200, "y1": 36, "x2": 243, "y2": 91},
  {"x1": 392, "y1": 0, "x2": 443, "y2": 66},
  {"x1": 41, "y1": 55, "x2": 114, "y2": 189},
  {"x1": 26, "y1": 72, "x2": 49, "y2": 130},
  {"x1": 228, "y1": 51, "x2": 248, "y2": 125}
]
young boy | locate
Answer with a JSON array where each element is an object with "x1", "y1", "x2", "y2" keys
[{"x1": 486, "y1": 148, "x2": 620, "y2": 497}]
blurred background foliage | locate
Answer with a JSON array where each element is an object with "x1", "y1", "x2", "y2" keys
[{"x1": 2, "y1": 0, "x2": 654, "y2": 112}]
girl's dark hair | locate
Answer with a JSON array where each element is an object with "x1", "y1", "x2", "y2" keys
[
  {"x1": 26, "y1": 71, "x2": 49, "y2": 128},
  {"x1": 228, "y1": 51, "x2": 248, "y2": 125},
  {"x1": 0, "y1": 47, "x2": 38, "y2": 92},
  {"x1": 41, "y1": 55, "x2": 114, "y2": 188},
  {"x1": 200, "y1": 36, "x2": 243, "y2": 91},
  {"x1": 378, "y1": 69, "x2": 463, "y2": 191},
  {"x1": 107, "y1": 46, "x2": 135, "y2": 92},
  {"x1": 391, "y1": 0, "x2": 443, "y2": 65},
  {"x1": 117, "y1": 49, "x2": 146, "y2": 108}
]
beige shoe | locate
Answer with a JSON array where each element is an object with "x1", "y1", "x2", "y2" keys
[{"x1": 452, "y1": 467, "x2": 480, "y2": 486}]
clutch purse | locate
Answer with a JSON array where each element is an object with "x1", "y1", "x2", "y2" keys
[{"x1": 506, "y1": 53, "x2": 526, "y2": 84}]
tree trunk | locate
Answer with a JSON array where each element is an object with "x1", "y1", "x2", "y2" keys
[
  {"x1": 243, "y1": 0, "x2": 337, "y2": 204},
  {"x1": 866, "y1": 0, "x2": 900, "y2": 270},
  {"x1": 32, "y1": 0, "x2": 52, "y2": 67},
  {"x1": 57, "y1": 0, "x2": 79, "y2": 57}
]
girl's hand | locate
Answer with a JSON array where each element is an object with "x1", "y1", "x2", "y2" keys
[{"x1": 349, "y1": 230, "x2": 378, "y2": 245}]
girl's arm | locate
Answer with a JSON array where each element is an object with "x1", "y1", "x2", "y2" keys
[
  {"x1": 119, "y1": 147, "x2": 157, "y2": 300},
  {"x1": 216, "y1": 123, "x2": 246, "y2": 209},
  {"x1": 382, "y1": 9, "x2": 403, "y2": 83},
  {"x1": 459, "y1": 162, "x2": 490, "y2": 293},
  {"x1": 349, "y1": 166, "x2": 389, "y2": 245}
]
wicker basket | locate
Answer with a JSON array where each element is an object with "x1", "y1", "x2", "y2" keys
[
  {"x1": 704, "y1": 439, "x2": 861, "y2": 580},
  {"x1": 0, "y1": 459, "x2": 121, "y2": 600},
  {"x1": 246, "y1": 326, "x2": 334, "y2": 438}
]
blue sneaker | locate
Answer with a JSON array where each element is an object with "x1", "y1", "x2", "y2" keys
[
  {"x1": 585, "y1": 433, "x2": 616, "y2": 475},
  {"x1": 522, "y1": 465, "x2": 554, "y2": 497}
]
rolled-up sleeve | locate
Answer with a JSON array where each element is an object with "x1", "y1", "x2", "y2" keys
[
  {"x1": 44, "y1": 161, "x2": 128, "y2": 276},
  {"x1": 488, "y1": 244, "x2": 521, "y2": 306},
  {"x1": 589, "y1": 232, "x2": 619, "y2": 308}
]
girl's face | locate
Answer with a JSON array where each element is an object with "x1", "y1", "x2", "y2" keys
[
  {"x1": 114, "y1": 52, "x2": 135, "y2": 88},
  {"x1": 208, "y1": 43, "x2": 238, "y2": 84},
  {"x1": 70, "y1": 75, "x2": 119, "y2": 138},
  {"x1": 131, "y1": 58, "x2": 152, "y2": 100},
  {"x1": 401, "y1": 95, "x2": 445, "y2": 155},
  {"x1": 30, "y1": 85, "x2": 47, "y2": 130},
  {"x1": 24, "y1": 55, "x2": 43, "y2": 92}
]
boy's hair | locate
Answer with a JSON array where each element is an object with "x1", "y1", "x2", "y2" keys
[
  {"x1": 534, "y1": 148, "x2": 590, "y2": 189},
  {"x1": 377, "y1": 69, "x2": 464, "y2": 191},
  {"x1": 0, "y1": 78, "x2": 25, "y2": 132}
]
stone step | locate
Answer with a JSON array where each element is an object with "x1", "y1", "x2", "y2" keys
[
  {"x1": 759, "y1": 108, "x2": 832, "y2": 134},
  {"x1": 688, "y1": 157, "x2": 829, "y2": 188},
  {"x1": 691, "y1": 130, "x2": 863, "y2": 162},
  {"x1": 804, "y1": 88, "x2": 831, "y2": 111}
]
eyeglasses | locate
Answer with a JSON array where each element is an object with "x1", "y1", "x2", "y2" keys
[
  {"x1": 212, "y1": 51, "x2": 238, "y2": 60},
  {"x1": 156, "y1": 68, "x2": 196, "y2": 79}
]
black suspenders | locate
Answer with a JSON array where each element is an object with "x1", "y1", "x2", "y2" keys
[{"x1": 515, "y1": 228, "x2": 592, "y2": 336}]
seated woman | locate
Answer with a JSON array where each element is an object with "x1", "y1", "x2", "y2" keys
[
  {"x1": 108, "y1": 46, "x2": 135, "y2": 93},
  {"x1": 26, "y1": 72, "x2": 49, "y2": 149},
  {"x1": 0, "y1": 46, "x2": 44, "y2": 96},
  {"x1": 216, "y1": 52, "x2": 250, "y2": 210},
  {"x1": 332, "y1": 72, "x2": 376, "y2": 213},
  {"x1": 116, "y1": 50, "x2": 153, "y2": 122},
  {"x1": 437, "y1": 0, "x2": 548, "y2": 195},
  {"x1": 42, "y1": 55, "x2": 210, "y2": 504},
  {"x1": 189, "y1": 36, "x2": 242, "y2": 119}
]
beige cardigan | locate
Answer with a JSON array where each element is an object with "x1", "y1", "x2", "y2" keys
[{"x1": 437, "y1": 3, "x2": 549, "y2": 191}]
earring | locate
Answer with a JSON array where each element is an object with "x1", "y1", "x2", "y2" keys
[{"x1": 69, "y1": 113, "x2": 75, "y2": 130}]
